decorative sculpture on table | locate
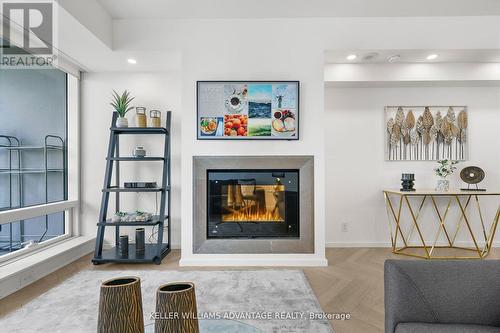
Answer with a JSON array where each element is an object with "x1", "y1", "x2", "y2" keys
[
  {"x1": 385, "y1": 106, "x2": 468, "y2": 161},
  {"x1": 460, "y1": 166, "x2": 486, "y2": 191},
  {"x1": 400, "y1": 173, "x2": 415, "y2": 192}
]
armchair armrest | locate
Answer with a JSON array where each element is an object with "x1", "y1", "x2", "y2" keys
[{"x1": 384, "y1": 260, "x2": 500, "y2": 333}]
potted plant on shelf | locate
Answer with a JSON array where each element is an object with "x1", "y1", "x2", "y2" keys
[
  {"x1": 434, "y1": 159, "x2": 458, "y2": 191},
  {"x1": 110, "y1": 90, "x2": 135, "y2": 127}
]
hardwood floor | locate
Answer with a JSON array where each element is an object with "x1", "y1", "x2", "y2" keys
[{"x1": 1, "y1": 248, "x2": 500, "y2": 333}]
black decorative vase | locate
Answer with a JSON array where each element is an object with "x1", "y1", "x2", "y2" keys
[
  {"x1": 119, "y1": 235, "x2": 129, "y2": 257},
  {"x1": 135, "y1": 228, "x2": 145, "y2": 254},
  {"x1": 401, "y1": 173, "x2": 415, "y2": 191}
]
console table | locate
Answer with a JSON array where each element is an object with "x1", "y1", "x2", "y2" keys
[{"x1": 383, "y1": 189, "x2": 500, "y2": 259}]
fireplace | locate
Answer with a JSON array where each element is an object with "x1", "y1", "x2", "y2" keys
[
  {"x1": 207, "y1": 169, "x2": 299, "y2": 238},
  {"x1": 193, "y1": 156, "x2": 313, "y2": 254}
]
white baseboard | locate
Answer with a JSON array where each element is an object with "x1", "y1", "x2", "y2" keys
[
  {"x1": 0, "y1": 236, "x2": 95, "y2": 299},
  {"x1": 326, "y1": 241, "x2": 500, "y2": 248},
  {"x1": 326, "y1": 242, "x2": 390, "y2": 247}
]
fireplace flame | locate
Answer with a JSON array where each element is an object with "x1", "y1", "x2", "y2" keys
[{"x1": 222, "y1": 208, "x2": 284, "y2": 222}]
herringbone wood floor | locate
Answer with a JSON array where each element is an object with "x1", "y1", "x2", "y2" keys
[{"x1": 2, "y1": 248, "x2": 500, "y2": 333}]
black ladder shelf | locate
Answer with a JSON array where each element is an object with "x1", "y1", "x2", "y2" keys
[{"x1": 92, "y1": 111, "x2": 171, "y2": 265}]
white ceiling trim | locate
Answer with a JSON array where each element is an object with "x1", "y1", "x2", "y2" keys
[{"x1": 97, "y1": 0, "x2": 500, "y2": 19}]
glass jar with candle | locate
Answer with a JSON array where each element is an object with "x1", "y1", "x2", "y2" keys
[
  {"x1": 136, "y1": 107, "x2": 147, "y2": 128},
  {"x1": 150, "y1": 110, "x2": 162, "y2": 127}
]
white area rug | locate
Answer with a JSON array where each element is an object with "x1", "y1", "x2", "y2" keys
[{"x1": 2, "y1": 269, "x2": 333, "y2": 333}]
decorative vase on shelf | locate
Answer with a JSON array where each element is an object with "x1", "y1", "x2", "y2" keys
[
  {"x1": 150, "y1": 110, "x2": 162, "y2": 128},
  {"x1": 136, "y1": 107, "x2": 147, "y2": 128},
  {"x1": 116, "y1": 117, "x2": 129, "y2": 128},
  {"x1": 436, "y1": 178, "x2": 450, "y2": 191}
]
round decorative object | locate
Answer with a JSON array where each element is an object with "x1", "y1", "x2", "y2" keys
[
  {"x1": 225, "y1": 93, "x2": 245, "y2": 113},
  {"x1": 460, "y1": 166, "x2": 485, "y2": 184},
  {"x1": 155, "y1": 282, "x2": 199, "y2": 333},
  {"x1": 98, "y1": 276, "x2": 144, "y2": 333}
]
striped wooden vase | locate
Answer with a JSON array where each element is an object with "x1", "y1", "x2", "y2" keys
[
  {"x1": 154, "y1": 282, "x2": 199, "y2": 333},
  {"x1": 98, "y1": 276, "x2": 144, "y2": 333}
]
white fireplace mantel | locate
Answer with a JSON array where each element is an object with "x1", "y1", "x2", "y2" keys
[{"x1": 180, "y1": 155, "x2": 328, "y2": 267}]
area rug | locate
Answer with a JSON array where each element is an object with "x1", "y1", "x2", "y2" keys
[{"x1": 2, "y1": 269, "x2": 333, "y2": 333}]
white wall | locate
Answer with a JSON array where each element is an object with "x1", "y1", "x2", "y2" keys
[
  {"x1": 76, "y1": 15, "x2": 500, "y2": 264},
  {"x1": 176, "y1": 22, "x2": 327, "y2": 265},
  {"x1": 325, "y1": 86, "x2": 500, "y2": 246},
  {"x1": 80, "y1": 72, "x2": 182, "y2": 247}
]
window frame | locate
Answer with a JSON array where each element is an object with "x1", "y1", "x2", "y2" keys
[{"x1": 0, "y1": 74, "x2": 80, "y2": 264}]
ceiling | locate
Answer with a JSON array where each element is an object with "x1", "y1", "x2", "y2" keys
[
  {"x1": 97, "y1": 0, "x2": 500, "y2": 19},
  {"x1": 325, "y1": 49, "x2": 500, "y2": 64}
]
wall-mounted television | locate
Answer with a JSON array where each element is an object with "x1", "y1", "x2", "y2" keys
[{"x1": 197, "y1": 81, "x2": 299, "y2": 140}]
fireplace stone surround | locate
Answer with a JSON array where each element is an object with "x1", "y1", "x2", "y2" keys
[{"x1": 193, "y1": 156, "x2": 314, "y2": 254}]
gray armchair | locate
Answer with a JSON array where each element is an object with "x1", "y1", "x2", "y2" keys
[{"x1": 384, "y1": 260, "x2": 500, "y2": 333}]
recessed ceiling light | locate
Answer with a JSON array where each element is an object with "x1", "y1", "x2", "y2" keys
[
  {"x1": 426, "y1": 54, "x2": 438, "y2": 60},
  {"x1": 127, "y1": 58, "x2": 137, "y2": 64},
  {"x1": 386, "y1": 55, "x2": 401, "y2": 63},
  {"x1": 346, "y1": 54, "x2": 357, "y2": 61}
]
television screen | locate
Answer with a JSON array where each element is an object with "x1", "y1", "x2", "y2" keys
[{"x1": 197, "y1": 81, "x2": 299, "y2": 140}]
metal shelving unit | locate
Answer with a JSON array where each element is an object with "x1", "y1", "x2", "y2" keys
[
  {"x1": 0, "y1": 134, "x2": 66, "y2": 253},
  {"x1": 92, "y1": 111, "x2": 172, "y2": 265}
]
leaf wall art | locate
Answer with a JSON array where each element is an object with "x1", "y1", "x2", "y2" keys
[{"x1": 385, "y1": 106, "x2": 468, "y2": 161}]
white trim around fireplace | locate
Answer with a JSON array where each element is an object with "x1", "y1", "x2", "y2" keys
[
  {"x1": 180, "y1": 254, "x2": 328, "y2": 267},
  {"x1": 180, "y1": 154, "x2": 328, "y2": 267}
]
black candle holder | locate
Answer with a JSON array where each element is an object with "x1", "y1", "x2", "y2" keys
[
  {"x1": 119, "y1": 235, "x2": 129, "y2": 257},
  {"x1": 401, "y1": 173, "x2": 415, "y2": 191},
  {"x1": 135, "y1": 228, "x2": 145, "y2": 255}
]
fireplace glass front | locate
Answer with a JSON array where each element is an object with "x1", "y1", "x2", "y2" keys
[{"x1": 207, "y1": 169, "x2": 299, "y2": 238}]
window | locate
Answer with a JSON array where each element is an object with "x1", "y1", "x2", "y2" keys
[{"x1": 0, "y1": 68, "x2": 79, "y2": 259}]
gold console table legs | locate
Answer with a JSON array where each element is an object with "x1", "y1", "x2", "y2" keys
[{"x1": 384, "y1": 192, "x2": 500, "y2": 259}]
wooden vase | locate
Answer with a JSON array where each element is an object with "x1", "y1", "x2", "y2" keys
[
  {"x1": 154, "y1": 282, "x2": 199, "y2": 333},
  {"x1": 98, "y1": 276, "x2": 144, "y2": 333}
]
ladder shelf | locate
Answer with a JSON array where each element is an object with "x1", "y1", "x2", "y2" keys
[{"x1": 92, "y1": 112, "x2": 172, "y2": 265}]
